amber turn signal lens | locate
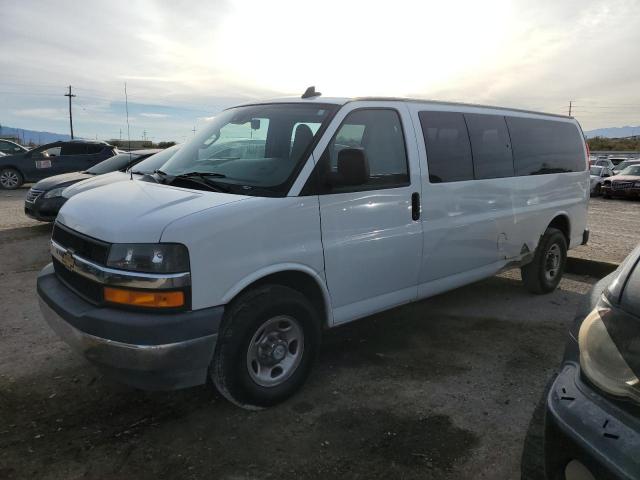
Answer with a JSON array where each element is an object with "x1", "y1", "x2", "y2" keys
[{"x1": 104, "y1": 287, "x2": 185, "y2": 308}]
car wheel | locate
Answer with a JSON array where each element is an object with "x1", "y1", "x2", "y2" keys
[
  {"x1": 211, "y1": 284, "x2": 321, "y2": 409},
  {"x1": 0, "y1": 168, "x2": 23, "y2": 190},
  {"x1": 521, "y1": 228, "x2": 567, "y2": 294},
  {"x1": 593, "y1": 184, "x2": 601, "y2": 196}
]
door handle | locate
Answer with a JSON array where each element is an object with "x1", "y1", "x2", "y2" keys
[{"x1": 411, "y1": 192, "x2": 420, "y2": 221}]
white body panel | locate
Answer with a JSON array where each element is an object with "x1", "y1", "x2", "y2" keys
[
  {"x1": 62, "y1": 171, "x2": 129, "y2": 199},
  {"x1": 56, "y1": 98, "x2": 589, "y2": 329}
]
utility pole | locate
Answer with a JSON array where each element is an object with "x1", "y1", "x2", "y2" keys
[
  {"x1": 119, "y1": 128, "x2": 122, "y2": 140},
  {"x1": 568, "y1": 100, "x2": 573, "y2": 117},
  {"x1": 143, "y1": 130, "x2": 147, "y2": 142},
  {"x1": 64, "y1": 85, "x2": 76, "y2": 139},
  {"x1": 192, "y1": 126, "x2": 196, "y2": 136}
]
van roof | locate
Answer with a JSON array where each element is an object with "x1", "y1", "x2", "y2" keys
[{"x1": 241, "y1": 96, "x2": 572, "y2": 120}]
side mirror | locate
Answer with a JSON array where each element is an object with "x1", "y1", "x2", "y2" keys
[{"x1": 328, "y1": 148, "x2": 369, "y2": 187}]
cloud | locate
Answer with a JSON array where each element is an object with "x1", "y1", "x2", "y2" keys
[
  {"x1": 140, "y1": 113, "x2": 170, "y2": 118},
  {"x1": 1, "y1": 0, "x2": 639, "y2": 138}
]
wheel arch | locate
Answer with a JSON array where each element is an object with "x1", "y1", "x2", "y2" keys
[
  {"x1": 221, "y1": 264, "x2": 333, "y2": 328},
  {"x1": 547, "y1": 213, "x2": 571, "y2": 246}
]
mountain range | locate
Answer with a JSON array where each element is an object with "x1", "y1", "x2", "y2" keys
[
  {"x1": 1, "y1": 124, "x2": 639, "y2": 146},
  {"x1": 0, "y1": 125, "x2": 71, "y2": 145}
]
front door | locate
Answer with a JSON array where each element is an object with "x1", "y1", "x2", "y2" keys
[{"x1": 315, "y1": 102, "x2": 423, "y2": 325}]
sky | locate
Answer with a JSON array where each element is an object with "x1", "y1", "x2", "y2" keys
[{"x1": 1, "y1": 0, "x2": 639, "y2": 142}]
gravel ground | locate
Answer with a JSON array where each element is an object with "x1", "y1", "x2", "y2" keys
[{"x1": 0, "y1": 187, "x2": 635, "y2": 479}]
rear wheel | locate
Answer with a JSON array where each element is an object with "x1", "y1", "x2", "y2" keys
[
  {"x1": 0, "y1": 168, "x2": 23, "y2": 190},
  {"x1": 521, "y1": 228, "x2": 567, "y2": 294},
  {"x1": 211, "y1": 284, "x2": 321, "y2": 409}
]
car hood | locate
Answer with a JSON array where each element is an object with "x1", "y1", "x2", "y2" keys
[
  {"x1": 62, "y1": 171, "x2": 129, "y2": 198},
  {"x1": 611, "y1": 175, "x2": 640, "y2": 181},
  {"x1": 57, "y1": 179, "x2": 251, "y2": 243},
  {"x1": 33, "y1": 171, "x2": 92, "y2": 190}
]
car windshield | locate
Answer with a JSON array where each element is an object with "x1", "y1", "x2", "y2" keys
[
  {"x1": 161, "y1": 103, "x2": 337, "y2": 194},
  {"x1": 131, "y1": 144, "x2": 181, "y2": 174},
  {"x1": 589, "y1": 166, "x2": 603, "y2": 175},
  {"x1": 619, "y1": 165, "x2": 640, "y2": 176},
  {"x1": 86, "y1": 153, "x2": 140, "y2": 174}
]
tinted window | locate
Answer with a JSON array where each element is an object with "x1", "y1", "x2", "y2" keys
[
  {"x1": 61, "y1": 143, "x2": 88, "y2": 155},
  {"x1": 319, "y1": 108, "x2": 409, "y2": 192},
  {"x1": 506, "y1": 117, "x2": 585, "y2": 175},
  {"x1": 87, "y1": 153, "x2": 140, "y2": 174},
  {"x1": 464, "y1": 114, "x2": 514, "y2": 179},
  {"x1": 86, "y1": 144, "x2": 104, "y2": 154},
  {"x1": 419, "y1": 111, "x2": 473, "y2": 183},
  {"x1": 133, "y1": 144, "x2": 181, "y2": 174}
]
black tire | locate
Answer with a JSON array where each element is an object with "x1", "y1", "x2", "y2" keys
[
  {"x1": 593, "y1": 184, "x2": 601, "y2": 196},
  {"x1": 602, "y1": 192, "x2": 611, "y2": 199},
  {"x1": 211, "y1": 284, "x2": 321, "y2": 409},
  {"x1": 521, "y1": 228, "x2": 567, "y2": 294},
  {"x1": 0, "y1": 167, "x2": 23, "y2": 190},
  {"x1": 521, "y1": 375, "x2": 556, "y2": 480}
]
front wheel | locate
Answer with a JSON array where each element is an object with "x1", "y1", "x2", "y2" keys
[
  {"x1": 521, "y1": 228, "x2": 567, "y2": 294},
  {"x1": 592, "y1": 184, "x2": 601, "y2": 196},
  {"x1": 211, "y1": 284, "x2": 321, "y2": 408},
  {"x1": 0, "y1": 168, "x2": 23, "y2": 190}
]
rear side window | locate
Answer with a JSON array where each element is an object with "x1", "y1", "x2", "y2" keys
[
  {"x1": 419, "y1": 111, "x2": 473, "y2": 183},
  {"x1": 464, "y1": 114, "x2": 514, "y2": 179},
  {"x1": 60, "y1": 143, "x2": 88, "y2": 155},
  {"x1": 506, "y1": 117, "x2": 585, "y2": 175},
  {"x1": 86, "y1": 144, "x2": 104, "y2": 154}
]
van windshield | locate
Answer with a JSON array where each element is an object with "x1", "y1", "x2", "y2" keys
[{"x1": 161, "y1": 103, "x2": 337, "y2": 195}]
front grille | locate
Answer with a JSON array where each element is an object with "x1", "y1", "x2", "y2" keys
[
  {"x1": 26, "y1": 188, "x2": 44, "y2": 203},
  {"x1": 52, "y1": 223, "x2": 111, "y2": 265},
  {"x1": 612, "y1": 181, "x2": 633, "y2": 190},
  {"x1": 53, "y1": 258, "x2": 103, "y2": 304}
]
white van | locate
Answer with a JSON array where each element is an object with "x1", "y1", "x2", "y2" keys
[{"x1": 37, "y1": 92, "x2": 589, "y2": 407}]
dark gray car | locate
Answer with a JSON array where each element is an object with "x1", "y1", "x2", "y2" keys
[
  {"x1": 0, "y1": 140, "x2": 117, "y2": 189},
  {"x1": 522, "y1": 245, "x2": 640, "y2": 479}
]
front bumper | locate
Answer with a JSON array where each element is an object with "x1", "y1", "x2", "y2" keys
[
  {"x1": 545, "y1": 363, "x2": 640, "y2": 479},
  {"x1": 37, "y1": 263, "x2": 223, "y2": 390},
  {"x1": 25, "y1": 196, "x2": 66, "y2": 222},
  {"x1": 601, "y1": 185, "x2": 640, "y2": 197}
]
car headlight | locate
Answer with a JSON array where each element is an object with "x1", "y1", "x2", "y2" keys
[
  {"x1": 107, "y1": 243, "x2": 190, "y2": 273},
  {"x1": 579, "y1": 299, "x2": 640, "y2": 402},
  {"x1": 44, "y1": 187, "x2": 65, "y2": 198}
]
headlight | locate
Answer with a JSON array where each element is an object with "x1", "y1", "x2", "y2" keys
[
  {"x1": 107, "y1": 243, "x2": 190, "y2": 273},
  {"x1": 579, "y1": 300, "x2": 640, "y2": 402},
  {"x1": 44, "y1": 187, "x2": 65, "y2": 198}
]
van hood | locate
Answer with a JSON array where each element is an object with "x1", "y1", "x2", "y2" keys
[
  {"x1": 62, "y1": 171, "x2": 129, "y2": 198},
  {"x1": 57, "y1": 179, "x2": 250, "y2": 243}
]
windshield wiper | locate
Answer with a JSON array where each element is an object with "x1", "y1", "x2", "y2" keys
[{"x1": 171, "y1": 172, "x2": 230, "y2": 193}]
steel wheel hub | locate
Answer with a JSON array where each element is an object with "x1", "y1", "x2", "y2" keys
[
  {"x1": 544, "y1": 243, "x2": 561, "y2": 281},
  {"x1": 247, "y1": 315, "x2": 304, "y2": 388}
]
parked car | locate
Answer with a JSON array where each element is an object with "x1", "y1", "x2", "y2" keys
[
  {"x1": 607, "y1": 156, "x2": 629, "y2": 166},
  {"x1": 522, "y1": 245, "x2": 640, "y2": 480},
  {"x1": 0, "y1": 140, "x2": 117, "y2": 189},
  {"x1": 589, "y1": 165, "x2": 614, "y2": 196},
  {"x1": 61, "y1": 144, "x2": 181, "y2": 200},
  {"x1": 591, "y1": 158, "x2": 616, "y2": 170},
  {"x1": 24, "y1": 149, "x2": 161, "y2": 222},
  {"x1": 613, "y1": 159, "x2": 640, "y2": 174},
  {"x1": 37, "y1": 95, "x2": 589, "y2": 408},
  {"x1": 0, "y1": 139, "x2": 29, "y2": 156},
  {"x1": 601, "y1": 165, "x2": 640, "y2": 199}
]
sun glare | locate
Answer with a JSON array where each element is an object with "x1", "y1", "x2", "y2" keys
[{"x1": 214, "y1": 0, "x2": 512, "y2": 96}]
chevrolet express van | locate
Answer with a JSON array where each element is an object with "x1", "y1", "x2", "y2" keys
[{"x1": 37, "y1": 93, "x2": 590, "y2": 407}]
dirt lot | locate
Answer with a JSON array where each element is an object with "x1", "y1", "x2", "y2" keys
[{"x1": 0, "y1": 189, "x2": 637, "y2": 479}]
